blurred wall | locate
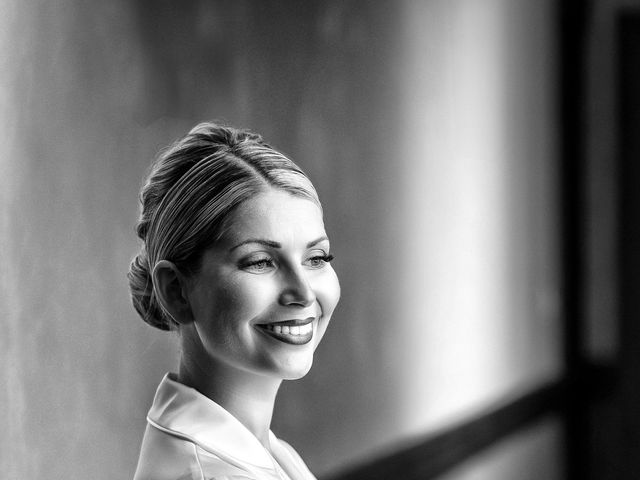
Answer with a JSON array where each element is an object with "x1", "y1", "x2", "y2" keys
[
  {"x1": 1, "y1": 1, "x2": 561, "y2": 478},
  {"x1": 393, "y1": 0, "x2": 560, "y2": 434}
]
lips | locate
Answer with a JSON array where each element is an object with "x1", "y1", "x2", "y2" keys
[{"x1": 255, "y1": 317, "x2": 315, "y2": 345}]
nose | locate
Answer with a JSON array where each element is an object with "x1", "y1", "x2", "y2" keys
[{"x1": 278, "y1": 266, "x2": 315, "y2": 307}]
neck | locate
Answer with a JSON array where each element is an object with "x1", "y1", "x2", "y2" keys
[{"x1": 177, "y1": 349, "x2": 282, "y2": 450}]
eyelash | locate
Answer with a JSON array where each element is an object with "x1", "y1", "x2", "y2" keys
[
  {"x1": 242, "y1": 254, "x2": 334, "y2": 271},
  {"x1": 244, "y1": 258, "x2": 275, "y2": 270},
  {"x1": 308, "y1": 253, "x2": 335, "y2": 266}
]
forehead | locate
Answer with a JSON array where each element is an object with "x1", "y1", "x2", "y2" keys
[{"x1": 221, "y1": 190, "x2": 326, "y2": 244}]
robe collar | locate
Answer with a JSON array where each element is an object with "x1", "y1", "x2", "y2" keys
[{"x1": 147, "y1": 373, "x2": 281, "y2": 470}]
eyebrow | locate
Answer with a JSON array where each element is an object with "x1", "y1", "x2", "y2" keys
[{"x1": 229, "y1": 236, "x2": 329, "y2": 252}]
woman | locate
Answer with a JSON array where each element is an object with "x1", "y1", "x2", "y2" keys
[{"x1": 129, "y1": 122, "x2": 340, "y2": 480}]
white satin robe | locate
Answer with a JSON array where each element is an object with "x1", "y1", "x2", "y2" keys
[{"x1": 133, "y1": 373, "x2": 317, "y2": 480}]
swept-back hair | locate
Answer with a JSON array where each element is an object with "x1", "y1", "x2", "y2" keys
[{"x1": 128, "y1": 122, "x2": 319, "y2": 330}]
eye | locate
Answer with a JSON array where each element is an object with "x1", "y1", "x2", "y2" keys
[
  {"x1": 241, "y1": 256, "x2": 276, "y2": 273},
  {"x1": 305, "y1": 253, "x2": 334, "y2": 269}
]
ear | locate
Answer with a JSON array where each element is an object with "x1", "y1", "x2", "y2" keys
[{"x1": 152, "y1": 260, "x2": 194, "y2": 325}]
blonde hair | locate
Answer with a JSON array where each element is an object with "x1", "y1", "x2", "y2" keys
[{"x1": 128, "y1": 122, "x2": 320, "y2": 330}]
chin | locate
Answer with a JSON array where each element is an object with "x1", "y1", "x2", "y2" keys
[
  {"x1": 282, "y1": 367, "x2": 312, "y2": 381},
  {"x1": 275, "y1": 355, "x2": 314, "y2": 380}
]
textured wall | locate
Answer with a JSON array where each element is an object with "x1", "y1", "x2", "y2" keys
[
  {"x1": 1, "y1": 1, "x2": 181, "y2": 478},
  {"x1": 1, "y1": 1, "x2": 561, "y2": 478}
]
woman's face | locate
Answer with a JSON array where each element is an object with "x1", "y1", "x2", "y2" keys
[{"x1": 184, "y1": 189, "x2": 340, "y2": 380}]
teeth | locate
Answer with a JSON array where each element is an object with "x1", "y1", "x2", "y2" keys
[{"x1": 264, "y1": 322, "x2": 313, "y2": 336}]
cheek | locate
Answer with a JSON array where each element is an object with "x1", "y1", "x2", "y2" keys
[
  {"x1": 199, "y1": 278, "x2": 277, "y2": 326},
  {"x1": 315, "y1": 268, "x2": 341, "y2": 319}
]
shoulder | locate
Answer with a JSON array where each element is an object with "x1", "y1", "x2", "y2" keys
[{"x1": 133, "y1": 423, "x2": 255, "y2": 480}]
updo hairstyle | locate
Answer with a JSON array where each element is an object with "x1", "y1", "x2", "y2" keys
[{"x1": 128, "y1": 122, "x2": 320, "y2": 331}]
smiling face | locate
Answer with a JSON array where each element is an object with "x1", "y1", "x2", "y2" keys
[{"x1": 183, "y1": 189, "x2": 340, "y2": 380}]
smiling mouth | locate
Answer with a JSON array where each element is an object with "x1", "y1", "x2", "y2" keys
[{"x1": 255, "y1": 318, "x2": 314, "y2": 345}]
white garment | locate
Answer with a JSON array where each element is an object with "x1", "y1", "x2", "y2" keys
[{"x1": 133, "y1": 373, "x2": 317, "y2": 480}]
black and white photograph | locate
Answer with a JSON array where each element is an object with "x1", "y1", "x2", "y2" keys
[{"x1": 2, "y1": 1, "x2": 639, "y2": 479}]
